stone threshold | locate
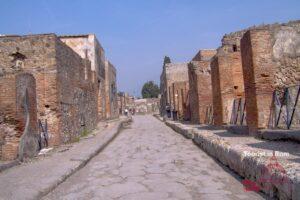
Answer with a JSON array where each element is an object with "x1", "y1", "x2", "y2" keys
[{"x1": 161, "y1": 119, "x2": 300, "y2": 200}]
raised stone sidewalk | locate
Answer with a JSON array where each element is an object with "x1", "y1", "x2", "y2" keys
[
  {"x1": 158, "y1": 117, "x2": 300, "y2": 200},
  {"x1": 0, "y1": 117, "x2": 131, "y2": 200}
]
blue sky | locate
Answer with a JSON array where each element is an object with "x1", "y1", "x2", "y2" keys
[{"x1": 1, "y1": 0, "x2": 300, "y2": 97}]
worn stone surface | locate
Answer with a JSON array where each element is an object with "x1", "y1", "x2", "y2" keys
[
  {"x1": 44, "y1": 115, "x2": 263, "y2": 200},
  {"x1": 165, "y1": 120, "x2": 300, "y2": 200}
]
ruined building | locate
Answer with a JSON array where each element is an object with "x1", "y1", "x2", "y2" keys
[
  {"x1": 59, "y1": 34, "x2": 107, "y2": 120},
  {"x1": 0, "y1": 33, "x2": 104, "y2": 160},
  {"x1": 160, "y1": 61, "x2": 189, "y2": 120},
  {"x1": 211, "y1": 30, "x2": 245, "y2": 126},
  {"x1": 105, "y1": 60, "x2": 118, "y2": 119},
  {"x1": 188, "y1": 50, "x2": 216, "y2": 124},
  {"x1": 241, "y1": 21, "x2": 300, "y2": 135},
  {"x1": 117, "y1": 92, "x2": 134, "y2": 114},
  {"x1": 134, "y1": 98, "x2": 160, "y2": 114}
]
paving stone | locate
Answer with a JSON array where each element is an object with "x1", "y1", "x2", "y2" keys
[{"x1": 44, "y1": 115, "x2": 264, "y2": 200}]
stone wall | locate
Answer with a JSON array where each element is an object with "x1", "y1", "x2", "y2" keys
[
  {"x1": 59, "y1": 34, "x2": 106, "y2": 120},
  {"x1": 105, "y1": 60, "x2": 118, "y2": 119},
  {"x1": 241, "y1": 21, "x2": 300, "y2": 134},
  {"x1": 56, "y1": 39, "x2": 98, "y2": 143},
  {"x1": 134, "y1": 98, "x2": 160, "y2": 114}
]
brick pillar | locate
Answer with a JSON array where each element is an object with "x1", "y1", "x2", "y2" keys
[
  {"x1": 241, "y1": 29, "x2": 274, "y2": 135},
  {"x1": 188, "y1": 61, "x2": 213, "y2": 124},
  {"x1": 211, "y1": 56, "x2": 223, "y2": 125},
  {"x1": 211, "y1": 54, "x2": 236, "y2": 125},
  {"x1": 211, "y1": 47, "x2": 244, "y2": 126}
]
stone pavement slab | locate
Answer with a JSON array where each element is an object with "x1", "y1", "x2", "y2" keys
[
  {"x1": 164, "y1": 119, "x2": 300, "y2": 200},
  {"x1": 44, "y1": 115, "x2": 264, "y2": 200},
  {"x1": 0, "y1": 117, "x2": 130, "y2": 200}
]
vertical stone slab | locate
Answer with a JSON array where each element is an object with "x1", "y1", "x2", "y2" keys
[{"x1": 16, "y1": 73, "x2": 39, "y2": 159}]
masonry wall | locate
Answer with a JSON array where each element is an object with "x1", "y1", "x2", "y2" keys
[
  {"x1": 211, "y1": 31, "x2": 245, "y2": 125},
  {"x1": 241, "y1": 21, "x2": 300, "y2": 133},
  {"x1": 0, "y1": 73, "x2": 38, "y2": 160},
  {"x1": 210, "y1": 56, "x2": 223, "y2": 125},
  {"x1": 188, "y1": 60, "x2": 213, "y2": 124},
  {"x1": 59, "y1": 35, "x2": 106, "y2": 120},
  {"x1": 0, "y1": 34, "x2": 99, "y2": 148},
  {"x1": 56, "y1": 39, "x2": 98, "y2": 143},
  {"x1": 192, "y1": 49, "x2": 217, "y2": 61},
  {"x1": 172, "y1": 81, "x2": 189, "y2": 120},
  {"x1": 134, "y1": 98, "x2": 160, "y2": 114},
  {"x1": 0, "y1": 34, "x2": 60, "y2": 145},
  {"x1": 105, "y1": 61, "x2": 118, "y2": 119},
  {"x1": 160, "y1": 63, "x2": 189, "y2": 118}
]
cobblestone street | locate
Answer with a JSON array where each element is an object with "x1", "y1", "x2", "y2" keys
[{"x1": 44, "y1": 115, "x2": 264, "y2": 200}]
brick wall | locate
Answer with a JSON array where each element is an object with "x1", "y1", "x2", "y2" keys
[
  {"x1": 188, "y1": 60, "x2": 213, "y2": 124},
  {"x1": 192, "y1": 49, "x2": 217, "y2": 61},
  {"x1": 0, "y1": 34, "x2": 59, "y2": 145},
  {"x1": 0, "y1": 34, "x2": 99, "y2": 147},
  {"x1": 211, "y1": 56, "x2": 223, "y2": 125},
  {"x1": 210, "y1": 31, "x2": 245, "y2": 125},
  {"x1": 240, "y1": 21, "x2": 300, "y2": 134},
  {"x1": 0, "y1": 73, "x2": 38, "y2": 160}
]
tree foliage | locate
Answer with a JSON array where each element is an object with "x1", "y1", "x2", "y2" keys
[{"x1": 141, "y1": 81, "x2": 160, "y2": 98}]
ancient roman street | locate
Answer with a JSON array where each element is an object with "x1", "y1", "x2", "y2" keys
[
  {"x1": 1, "y1": 3, "x2": 300, "y2": 199},
  {"x1": 43, "y1": 115, "x2": 263, "y2": 200}
]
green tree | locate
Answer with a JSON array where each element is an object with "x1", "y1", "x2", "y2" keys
[{"x1": 141, "y1": 81, "x2": 160, "y2": 98}]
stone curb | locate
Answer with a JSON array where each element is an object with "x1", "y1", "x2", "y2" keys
[
  {"x1": 0, "y1": 160, "x2": 20, "y2": 173},
  {"x1": 163, "y1": 120, "x2": 300, "y2": 200},
  {"x1": 38, "y1": 117, "x2": 132, "y2": 199}
]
